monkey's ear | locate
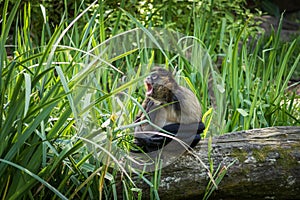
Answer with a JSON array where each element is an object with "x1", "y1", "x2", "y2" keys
[{"x1": 163, "y1": 66, "x2": 177, "y2": 77}]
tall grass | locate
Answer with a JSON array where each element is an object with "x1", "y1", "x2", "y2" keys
[
  {"x1": 192, "y1": 1, "x2": 300, "y2": 134},
  {"x1": 0, "y1": 0, "x2": 299, "y2": 199}
]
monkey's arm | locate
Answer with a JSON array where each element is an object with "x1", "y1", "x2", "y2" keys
[
  {"x1": 134, "y1": 99, "x2": 167, "y2": 132},
  {"x1": 135, "y1": 98, "x2": 151, "y2": 122}
]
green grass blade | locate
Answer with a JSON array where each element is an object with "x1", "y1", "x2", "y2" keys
[{"x1": 0, "y1": 159, "x2": 68, "y2": 200}]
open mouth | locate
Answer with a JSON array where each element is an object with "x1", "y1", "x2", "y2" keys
[{"x1": 145, "y1": 82, "x2": 153, "y2": 96}]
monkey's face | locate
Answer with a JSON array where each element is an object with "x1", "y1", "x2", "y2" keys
[{"x1": 144, "y1": 67, "x2": 178, "y2": 103}]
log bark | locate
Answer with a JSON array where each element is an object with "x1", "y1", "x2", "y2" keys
[{"x1": 144, "y1": 126, "x2": 300, "y2": 200}]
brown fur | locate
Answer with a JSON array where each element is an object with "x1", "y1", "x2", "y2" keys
[{"x1": 135, "y1": 67, "x2": 202, "y2": 133}]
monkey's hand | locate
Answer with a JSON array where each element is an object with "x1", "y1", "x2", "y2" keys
[
  {"x1": 134, "y1": 98, "x2": 154, "y2": 123},
  {"x1": 132, "y1": 121, "x2": 205, "y2": 153}
]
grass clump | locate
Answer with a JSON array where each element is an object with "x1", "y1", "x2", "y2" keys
[{"x1": 0, "y1": 0, "x2": 299, "y2": 199}]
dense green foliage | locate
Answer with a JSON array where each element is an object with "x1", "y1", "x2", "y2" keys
[{"x1": 0, "y1": 0, "x2": 299, "y2": 199}]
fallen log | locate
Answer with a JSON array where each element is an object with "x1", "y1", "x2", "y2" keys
[{"x1": 144, "y1": 126, "x2": 300, "y2": 199}]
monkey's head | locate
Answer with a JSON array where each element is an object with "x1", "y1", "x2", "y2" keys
[{"x1": 144, "y1": 67, "x2": 179, "y2": 103}]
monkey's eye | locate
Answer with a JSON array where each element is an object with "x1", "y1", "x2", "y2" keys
[{"x1": 151, "y1": 73, "x2": 159, "y2": 80}]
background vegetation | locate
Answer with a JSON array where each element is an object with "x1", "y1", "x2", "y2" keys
[{"x1": 0, "y1": 0, "x2": 299, "y2": 199}]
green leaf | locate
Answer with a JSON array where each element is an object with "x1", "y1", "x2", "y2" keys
[
  {"x1": 23, "y1": 73, "x2": 31, "y2": 117},
  {"x1": 0, "y1": 159, "x2": 68, "y2": 200},
  {"x1": 237, "y1": 108, "x2": 249, "y2": 117}
]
